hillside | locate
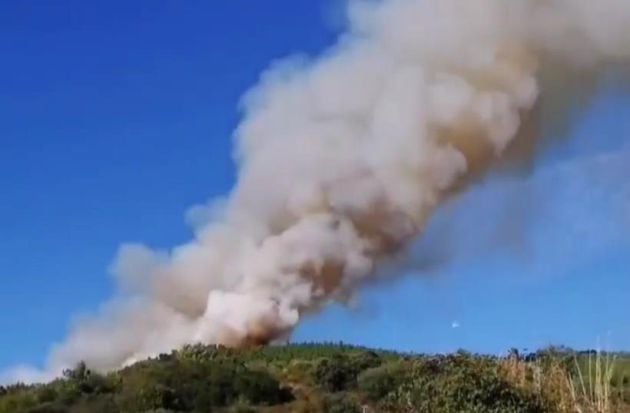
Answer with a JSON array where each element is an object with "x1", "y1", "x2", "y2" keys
[{"x1": 1, "y1": 344, "x2": 629, "y2": 413}]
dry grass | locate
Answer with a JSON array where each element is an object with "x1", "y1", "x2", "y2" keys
[
  {"x1": 568, "y1": 351, "x2": 618, "y2": 413},
  {"x1": 500, "y1": 350, "x2": 625, "y2": 413}
]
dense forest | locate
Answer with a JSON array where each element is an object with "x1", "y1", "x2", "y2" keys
[{"x1": 1, "y1": 343, "x2": 629, "y2": 412}]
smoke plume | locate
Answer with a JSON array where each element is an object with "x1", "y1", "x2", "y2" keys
[{"x1": 37, "y1": 0, "x2": 630, "y2": 374}]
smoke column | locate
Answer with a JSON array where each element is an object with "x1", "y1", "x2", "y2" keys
[{"x1": 38, "y1": 0, "x2": 630, "y2": 374}]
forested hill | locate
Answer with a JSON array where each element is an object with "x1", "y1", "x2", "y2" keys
[{"x1": 1, "y1": 343, "x2": 629, "y2": 412}]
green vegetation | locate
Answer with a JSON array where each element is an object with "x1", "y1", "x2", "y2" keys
[{"x1": 1, "y1": 343, "x2": 630, "y2": 412}]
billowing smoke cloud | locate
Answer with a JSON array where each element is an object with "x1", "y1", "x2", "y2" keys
[{"x1": 26, "y1": 0, "x2": 630, "y2": 376}]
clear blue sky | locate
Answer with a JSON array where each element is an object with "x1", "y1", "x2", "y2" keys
[{"x1": 1, "y1": 1, "x2": 629, "y2": 372}]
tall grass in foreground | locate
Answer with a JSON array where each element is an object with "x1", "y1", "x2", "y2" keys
[
  {"x1": 569, "y1": 350, "x2": 617, "y2": 413},
  {"x1": 501, "y1": 349, "x2": 623, "y2": 413}
]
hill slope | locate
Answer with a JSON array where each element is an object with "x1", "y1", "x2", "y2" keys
[{"x1": 1, "y1": 344, "x2": 629, "y2": 412}]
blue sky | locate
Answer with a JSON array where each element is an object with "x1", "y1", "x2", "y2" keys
[{"x1": 1, "y1": 1, "x2": 629, "y2": 371}]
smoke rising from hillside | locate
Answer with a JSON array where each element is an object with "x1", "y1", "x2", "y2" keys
[{"x1": 35, "y1": 0, "x2": 630, "y2": 374}]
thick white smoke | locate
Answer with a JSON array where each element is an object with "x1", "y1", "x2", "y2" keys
[{"x1": 31, "y1": 0, "x2": 630, "y2": 375}]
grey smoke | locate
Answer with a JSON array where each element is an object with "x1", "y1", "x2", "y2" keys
[{"x1": 8, "y1": 0, "x2": 630, "y2": 380}]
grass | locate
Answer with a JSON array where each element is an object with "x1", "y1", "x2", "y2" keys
[
  {"x1": 571, "y1": 351, "x2": 616, "y2": 412},
  {"x1": 501, "y1": 348, "x2": 630, "y2": 413}
]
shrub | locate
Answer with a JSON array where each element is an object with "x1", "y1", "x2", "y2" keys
[
  {"x1": 381, "y1": 353, "x2": 545, "y2": 413},
  {"x1": 233, "y1": 369, "x2": 292, "y2": 405},
  {"x1": 357, "y1": 362, "x2": 408, "y2": 402},
  {"x1": 0, "y1": 392, "x2": 38, "y2": 413},
  {"x1": 315, "y1": 354, "x2": 363, "y2": 392},
  {"x1": 322, "y1": 392, "x2": 362, "y2": 413},
  {"x1": 350, "y1": 351, "x2": 382, "y2": 371},
  {"x1": 313, "y1": 350, "x2": 385, "y2": 393},
  {"x1": 35, "y1": 387, "x2": 58, "y2": 404}
]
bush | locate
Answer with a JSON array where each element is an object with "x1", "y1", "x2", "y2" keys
[
  {"x1": 24, "y1": 405, "x2": 69, "y2": 413},
  {"x1": 315, "y1": 355, "x2": 355, "y2": 392},
  {"x1": 234, "y1": 369, "x2": 292, "y2": 405},
  {"x1": 35, "y1": 387, "x2": 58, "y2": 404},
  {"x1": 382, "y1": 353, "x2": 545, "y2": 413},
  {"x1": 350, "y1": 351, "x2": 382, "y2": 371},
  {"x1": 176, "y1": 343, "x2": 220, "y2": 363},
  {"x1": 117, "y1": 382, "x2": 178, "y2": 412},
  {"x1": 322, "y1": 392, "x2": 362, "y2": 413},
  {"x1": 0, "y1": 392, "x2": 38, "y2": 413},
  {"x1": 314, "y1": 352, "x2": 378, "y2": 392},
  {"x1": 357, "y1": 362, "x2": 407, "y2": 401}
]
